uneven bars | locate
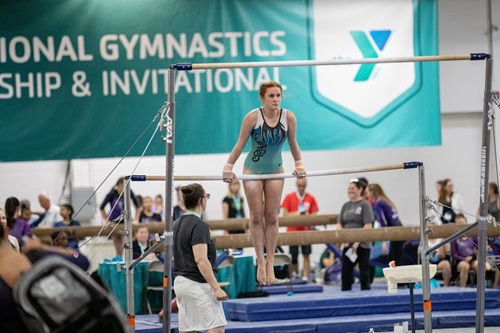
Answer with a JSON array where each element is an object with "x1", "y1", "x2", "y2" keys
[
  {"x1": 172, "y1": 53, "x2": 490, "y2": 71},
  {"x1": 129, "y1": 161, "x2": 422, "y2": 182}
]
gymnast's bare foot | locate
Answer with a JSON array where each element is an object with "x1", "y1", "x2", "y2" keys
[
  {"x1": 266, "y1": 260, "x2": 275, "y2": 285},
  {"x1": 256, "y1": 263, "x2": 267, "y2": 285}
]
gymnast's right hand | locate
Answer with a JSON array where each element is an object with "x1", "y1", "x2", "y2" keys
[{"x1": 222, "y1": 162, "x2": 235, "y2": 183}]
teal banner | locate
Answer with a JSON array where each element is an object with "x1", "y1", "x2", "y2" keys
[{"x1": 0, "y1": 0, "x2": 439, "y2": 162}]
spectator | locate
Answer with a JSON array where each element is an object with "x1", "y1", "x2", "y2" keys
[
  {"x1": 0, "y1": 208, "x2": 19, "y2": 252},
  {"x1": 435, "y1": 178, "x2": 464, "y2": 224},
  {"x1": 53, "y1": 204, "x2": 81, "y2": 250},
  {"x1": 477, "y1": 182, "x2": 500, "y2": 222},
  {"x1": 138, "y1": 196, "x2": 162, "y2": 223},
  {"x1": 451, "y1": 214, "x2": 478, "y2": 287},
  {"x1": 319, "y1": 246, "x2": 342, "y2": 284},
  {"x1": 153, "y1": 194, "x2": 164, "y2": 218},
  {"x1": 173, "y1": 186, "x2": 186, "y2": 221},
  {"x1": 4, "y1": 197, "x2": 31, "y2": 250},
  {"x1": 366, "y1": 183, "x2": 404, "y2": 266},
  {"x1": 488, "y1": 237, "x2": 500, "y2": 288},
  {"x1": 132, "y1": 225, "x2": 158, "y2": 261},
  {"x1": 173, "y1": 184, "x2": 227, "y2": 332},
  {"x1": 30, "y1": 193, "x2": 63, "y2": 228},
  {"x1": 100, "y1": 177, "x2": 141, "y2": 257},
  {"x1": 281, "y1": 178, "x2": 319, "y2": 280},
  {"x1": 222, "y1": 179, "x2": 246, "y2": 235},
  {"x1": 427, "y1": 222, "x2": 452, "y2": 287},
  {"x1": 51, "y1": 230, "x2": 69, "y2": 248},
  {"x1": 358, "y1": 177, "x2": 372, "y2": 204},
  {"x1": 19, "y1": 199, "x2": 37, "y2": 225},
  {"x1": 337, "y1": 178, "x2": 373, "y2": 291}
]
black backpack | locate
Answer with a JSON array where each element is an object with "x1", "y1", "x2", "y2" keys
[{"x1": 13, "y1": 255, "x2": 127, "y2": 333}]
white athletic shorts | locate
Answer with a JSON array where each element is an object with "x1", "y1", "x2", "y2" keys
[{"x1": 174, "y1": 275, "x2": 227, "y2": 331}]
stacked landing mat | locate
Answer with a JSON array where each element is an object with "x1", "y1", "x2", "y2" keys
[
  {"x1": 136, "y1": 287, "x2": 500, "y2": 333},
  {"x1": 226, "y1": 287, "x2": 500, "y2": 332}
]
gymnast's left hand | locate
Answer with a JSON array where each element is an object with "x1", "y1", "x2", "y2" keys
[
  {"x1": 222, "y1": 163, "x2": 236, "y2": 183},
  {"x1": 293, "y1": 168, "x2": 306, "y2": 179}
]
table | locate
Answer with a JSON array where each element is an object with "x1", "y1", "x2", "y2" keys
[
  {"x1": 216, "y1": 255, "x2": 256, "y2": 299},
  {"x1": 98, "y1": 261, "x2": 152, "y2": 314}
]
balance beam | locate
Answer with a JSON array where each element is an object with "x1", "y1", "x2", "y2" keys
[
  {"x1": 32, "y1": 221, "x2": 500, "y2": 250},
  {"x1": 212, "y1": 224, "x2": 500, "y2": 249},
  {"x1": 31, "y1": 214, "x2": 339, "y2": 238}
]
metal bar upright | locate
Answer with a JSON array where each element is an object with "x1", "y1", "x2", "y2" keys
[
  {"x1": 162, "y1": 67, "x2": 176, "y2": 333},
  {"x1": 476, "y1": 56, "x2": 493, "y2": 333},
  {"x1": 418, "y1": 164, "x2": 432, "y2": 333},
  {"x1": 124, "y1": 179, "x2": 135, "y2": 333}
]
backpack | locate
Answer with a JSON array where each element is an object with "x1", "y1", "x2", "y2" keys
[{"x1": 13, "y1": 255, "x2": 127, "y2": 333}]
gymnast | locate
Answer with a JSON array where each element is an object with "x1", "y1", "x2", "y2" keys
[{"x1": 222, "y1": 81, "x2": 306, "y2": 285}]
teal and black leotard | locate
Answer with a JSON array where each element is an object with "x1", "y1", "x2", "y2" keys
[{"x1": 243, "y1": 108, "x2": 288, "y2": 174}]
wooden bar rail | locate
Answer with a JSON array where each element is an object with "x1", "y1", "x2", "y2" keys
[
  {"x1": 31, "y1": 214, "x2": 339, "y2": 238},
  {"x1": 31, "y1": 218, "x2": 500, "y2": 250}
]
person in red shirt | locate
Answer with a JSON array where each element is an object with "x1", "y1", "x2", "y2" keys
[{"x1": 281, "y1": 178, "x2": 319, "y2": 280}]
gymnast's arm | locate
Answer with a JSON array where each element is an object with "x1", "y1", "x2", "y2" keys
[
  {"x1": 226, "y1": 111, "x2": 256, "y2": 165},
  {"x1": 287, "y1": 111, "x2": 305, "y2": 177},
  {"x1": 287, "y1": 111, "x2": 302, "y2": 161}
]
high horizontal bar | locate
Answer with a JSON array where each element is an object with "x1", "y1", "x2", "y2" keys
[
  {"x1": 172, "y1": 53, "x2": 490, "y2": 71},
  {"x1": 129, "y1": 162, "x2": 422, "y2": 182}
]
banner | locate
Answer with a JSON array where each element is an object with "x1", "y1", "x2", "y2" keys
[{"x1": 0, "y1": 0, "x2": 439, "y2": 162}]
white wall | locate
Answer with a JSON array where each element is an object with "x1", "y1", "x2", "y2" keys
[{"x1": 0, "y1": 1, "x2": 499, "y2": 269}]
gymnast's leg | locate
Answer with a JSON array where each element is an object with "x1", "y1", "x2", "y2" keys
[
  {"x1": 263, "y1": 177, "x2": 285, "y2": 285},
  {"x1": 242, "y1": 174, "x2": 266, "y2": 284}
]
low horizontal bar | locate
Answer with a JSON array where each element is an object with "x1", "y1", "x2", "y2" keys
[
  {"x1": 129, "y1": 162, "x2": 421, "y2": 182},
  {"x1": 171, "y1": 54, "x2": 489, "y2": 71}
]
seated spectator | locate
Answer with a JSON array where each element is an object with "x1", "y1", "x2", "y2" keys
[
  {"x1": 132, "y1": 225, "x2": 158, "y2": 261},
  {"x1": 53, "y1": 204, "x2": 81, "y2": 249},
  {"x1": 138, "y1": 196, "x2": 162, "y2": 223},
  {"x1": 30, "y1": 193, "x2": 63, "y2": 228},
  {"x1": 319, "y1": 247, "x2": 342, "y2": 284},
  {"x1": 4, "y1": 197, "x2": 31, "y2": 249},
  {"x1": 488, "y1": 236, "x2": 500, "y2": 289},
  {"x1": 427, "y1": 229, "x2": 452, "y2": 286},
  {"x1": 19, "y1": 201, "x2": 37, "y2": 226},
  {"x1": 0, "y1": 208, "x2": 19, "y2": 252},
  {"x1": 451, "y1": 214, "x2": 478, "y2": 287},
  {"x1": 51, "y1": 230, "x2": 69, "y2": 248},
  {"x1": 153, "y1": 194, "x2": 164, "y2": 218}
]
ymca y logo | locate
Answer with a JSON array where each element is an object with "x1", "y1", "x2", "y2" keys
[
  {"x1": 308, "y1": 0, "x2": 421, "y2": 126},
  {"x1": 350, "y1": 30, "x2": 392, "y2": 82}
]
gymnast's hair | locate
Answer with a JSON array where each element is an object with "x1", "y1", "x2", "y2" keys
[
  {"x1": 259, "y1": 81, "x2": 283, "y2": 99},
  {"x1": 181, "y1": 183, "x2": 206, "y2": 210}
]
